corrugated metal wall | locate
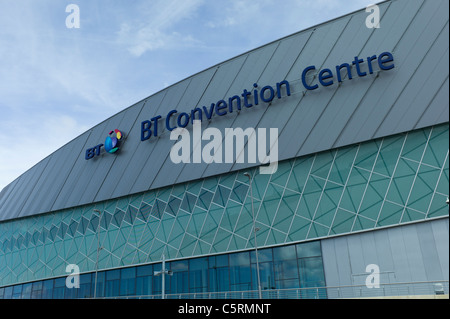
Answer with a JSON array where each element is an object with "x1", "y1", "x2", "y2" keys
[{"x1": 321, "y1": 217, "x2": 449, "y2": 293}]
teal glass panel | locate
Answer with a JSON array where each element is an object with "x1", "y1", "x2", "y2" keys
[
  {"x1": 422, "y1": 125, "x2": 449, "y2": 168},
  {"x1": 377, "y1": 201, "x2": 403, "y2": 227},
  {"x1": 287, "y1": 215, "x2": 311, "y2": 242},
  {"x1": 401, "y1": 128, "x2": 430, "y2": 162},
  {"x1": 212, "y1": 185, "x2": 231, "y2": 207},
  {"x1": 386, "y1": 158, "x2": 418, "y2": 206},
  {"x1": 313, "y1": 182, "x2": 343, "y2": 228},
  {"x1": 358, "y1": 173, "x2": 390, "y2": 220},
  {"x1": 374, "y1": 135, "x2": 404, "y2": 177},
  {"x1": 340, "y1": 167, "x2": 370, "y2": 213},
  {"x1": 272, "y1": 190, "x2": 300, "y2": 233},
  {"x1": 297, "y1": 176, "x2": 325, "y2": 220},
  {"x1": 407, "y1": 164, "x2": 441, "y2": 213},
  {"x1": 286, "y1": 156, "x2": 314, "y2": 193},
  {"x1": 270, "y1": 160, "x2": 293, "y2": 188},
  {"x1": 330, "y1": 209, "x2": 357, "y2": 235},
  {"x1": 220, "y1": 200, "x2": 242, "y2": 233},
  {"x1": 328, "y1": 146, "x2": 358, "y2": 185},
  {"x1": 427, "y1": 193, "x2": 449, "y2": 219},
  {"x1": 355, "y1": 139, "x2": 381, "y2": 171},
  {"x1": 259, "y1": 183, "x2": 283, "y2": 226},
  {"x1": 311, "y1": 150, "x2": 335, "y2": 179}
]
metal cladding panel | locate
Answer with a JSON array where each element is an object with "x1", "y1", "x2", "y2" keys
[
  {"x1": 50, "y1": 116, "x2": 124, "y2": 210},
  {"x1": 321, "y1": 218, "x2": 450, "y2": 288},
  {"x1": 0, "y1": 0, "x2": 448, "y2": 222},
  {"x1": 152, "y1": 56, "x2": 249, "y2": 188},
  {"x1": 341, "y1": 0, "x2": 448, "y2": 143},
  {"x1": 93, "y1": 102, "x2": 145, "y2": 202},
  {"x1": 129, "y1": 77, "x2": 197, "y2": 193},
  {"x1": 380, "y1": 24, "x2": 449, "y2": 134},
  {"x1": 133, "y1": 72, "x2": 209, "y2": 191},
  {"x1": 75, "y1": 112, "x2": 127, "y2": 205},
  {"x1": 0, "y1": 158, "x2": 50, "y2": 221},
  {"x1": 417, "y1": 77, "x2": 449, "y2": 128},
  {"x1": 0, "y1": 178, "x2": 18, "y2": 213},
  {"x1": 109, "y1": 91, "x2": 167, "y2": 199},
  {"x1": 18, "y1": 133, "x2": 90, "y2": 218}
]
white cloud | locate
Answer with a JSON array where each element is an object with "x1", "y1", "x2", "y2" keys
[
  {"x1": 0, "y1": 114, "x2": 89, "y2": 191},
  {"x1": 116, "y1": 0, "x2": 205, "y2": 57}
]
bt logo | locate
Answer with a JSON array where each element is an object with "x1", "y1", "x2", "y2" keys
[{"x1": 85, "y1": 129, "x2": 124, "y2": 160}]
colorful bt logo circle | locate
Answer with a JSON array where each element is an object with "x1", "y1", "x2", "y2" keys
[
  {"x1": 85, "y1": 129, "x2": 124, "y2": 160},
  {"x1": 105, "y1": 129, "x2": 123, "y2": 154}
]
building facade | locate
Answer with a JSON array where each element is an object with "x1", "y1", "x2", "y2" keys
[{"x1": 0, "y1": 0, "x2": 448, "y2": 299}]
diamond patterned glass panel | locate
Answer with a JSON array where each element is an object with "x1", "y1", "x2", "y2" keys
[{"x1": 0, "y1": 124, "x2": 447, "y2": 290}]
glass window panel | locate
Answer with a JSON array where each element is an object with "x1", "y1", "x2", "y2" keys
[
  {"x1": 105, "y1": 280, "x2": 120, "y2": 297},
  {"x1": 0, "y1": 288, "x2": 4, "y2": 299},
  {"x1": 3, "y1": 286, "x2": 13, "y2": 299},
  {"x1": 136, "y1": 275, "x2": 153, "y2": 297},
  {"x1": 166, "y1": 196, "x2": 182, "y2": 216},
  {"x1": 171, "y1": 260, "x2": 189, "y2": 272},
  {"x1": 230, "y1": 251, "x2": 250, "y2": 266},
  {"x1": 65, "y1": 283, "x2": 78, "y2": 299},
  {"x1": 181, "y1": 192, "x2": 197, "y2": 213},
  {"x1": 12, "y1": 284, "x2": 22, "y2": 299},
  {"x1": 31, "y1": 281, "x2": 43, "y2": 299},
  {"x1": 170, "y1": 271, "x2": 188, "y2": 294},
  {"x1": 79, "y1": 274, "x2": 92, "y2": 298},
  {"x1": 296, "y1": 241, "x2": 321, "y2": 258},
  {"x1": 190, "y1": 258, "x2": 208, "y2": 292},
  {"x1": 198, "y1": 189, "x2": 214, "y2": 210},
  {"x1": 92, "y1": 271, "x2": 105, "y2": 298},
  {"x1": 120, "y1": 268, "x2": 136, "y2": 296},
  {"x1": 41, "y1": 280, "x2": 53, "y2": 299},
  {"x1": 274, "y1": 260, "x2": 299, "y2": 280},
  {"x1": 253, "y1": 262, "x2": 275, "y2": 290},
  {"x1": 213, "y1": 185, "x2": 231, "y2": 207},
  {"x1": 137, "y1": 264, "x2": 153, "y2": 277},
  {"x1": 276, "y1": 278, "x2": 299, "y2": 289},
  {"x1": 53, "y1": 278, "x2": 66, "y2": 299},
  {"x1": 230, "y1": 182, "x2": 249, "y2": 204},
  {"x1": 299, "y1": 257, "x2": 326, "y2": 287},
  {"x1": 106, "y1": 269, "x2": 120, "y2": 280},
  {"x1": 22, "y1": 283, "x2": 32, "y2": 299},
  {"x1": 251, "y1": 247, "x2": 273, "y2": 263},
  {"x1": 273, "y1": 245, "x2": 297, "y2": 261}
]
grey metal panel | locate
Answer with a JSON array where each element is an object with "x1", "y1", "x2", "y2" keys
[
  {"x1": 275, "y1": 16, "x2": 354, "y2": 161},
  {"x1": 149, "y1": 64, "x2": 239, "y2": 189},
  {"x1": 376, "y1": 20, "x2": 449, "y2": 135},
  {"x1": 297, "y1": 2, "x2": 394, "y2": 155},
  {"x1": 76, "y1": 112, "x2": 128, "y2": 205},
  {"x1": 321, "y1": 218, "x2": 449, "y2": 287},
  {"x1": 93, "y1": 101, "x2": 146, "y2": 202},
  {"x1": 0, "y1": 178, "x2": 19, "y2": 213},
  {"x1": 371, "y1": 0, "x2": 448, "y2": 140},
  {"x1": 431, "y1": 219, "x2": 450, "y2": 280},
  {"x1": 334, "y1": 0, "x2": 430, "y2": 145},
  {"x1": 129, "y1": 77, "x2": 196, "y2": 193},
  {"x1": 175, "y1": 43, "x2": 280, "y2": 182},
  {"x1": 321, "y1": 236, "x2": 354, "y2": 287},
  {"x1": 51, "y1": 117, "x2": 123, "y2": 210},
  {"x1": 416, "y1": 222, "x2": 444, "y2": 281},
  {"x1": 17, "y1": 133, "x2": 91, "y2": 219},
  {"x1": 400, "y1": 224, "x2": 428, "y2": 281},
  {"x1": 109, "y1": 91, "x2": 168, "y2": 199},
  {"x1": 0, "y1": 157, "x2": 50, "y2": 221},
  {"x1": 416, "y1": 77, "x2": 450, "y2": 129}
]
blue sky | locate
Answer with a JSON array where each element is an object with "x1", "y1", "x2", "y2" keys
[{"x1": 0, "y1": 0, "x2": 378, "y2": 191}]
